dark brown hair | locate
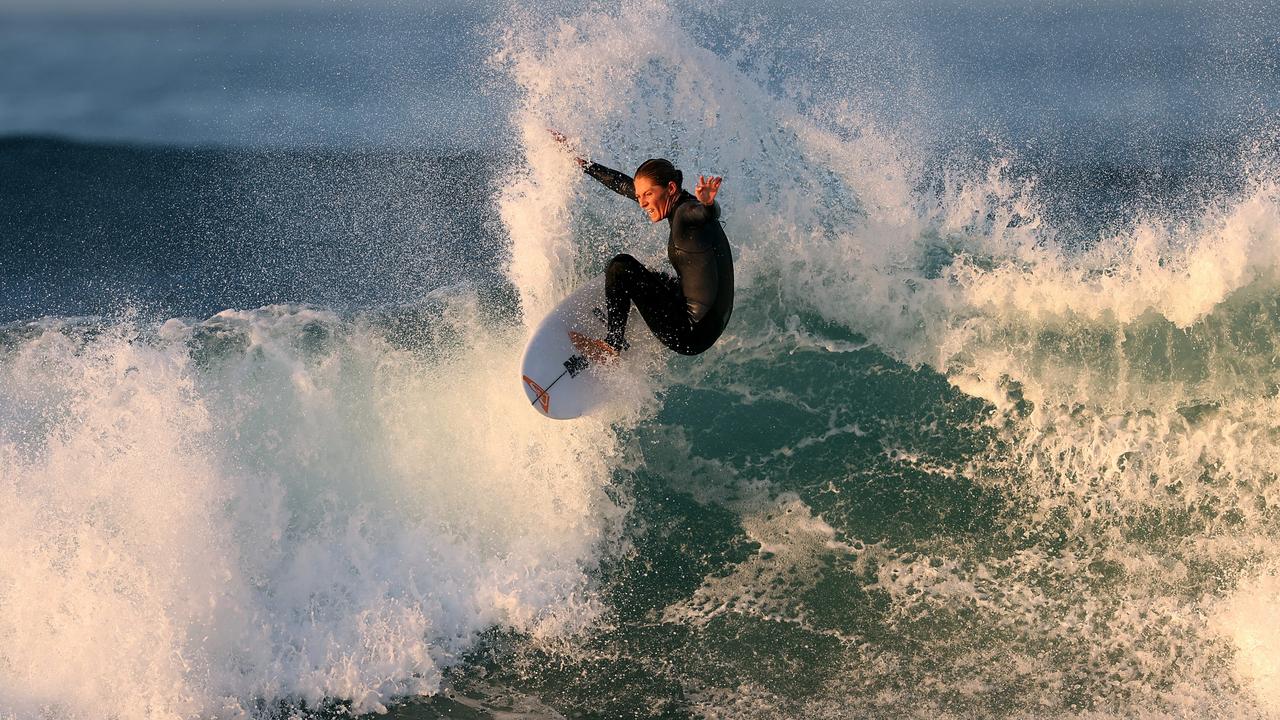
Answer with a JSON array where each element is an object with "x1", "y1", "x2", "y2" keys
[{"x1": 635, "y1": 158, "x2": 683, "y2": 190}]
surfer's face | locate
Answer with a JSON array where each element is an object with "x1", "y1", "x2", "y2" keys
[{"x1": 634, "y1": 175, "x2": 678, "y2": 223}]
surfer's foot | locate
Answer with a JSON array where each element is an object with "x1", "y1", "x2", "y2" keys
[{"x1": 605, "y1": 332, "x2": 630, "y2": 353}]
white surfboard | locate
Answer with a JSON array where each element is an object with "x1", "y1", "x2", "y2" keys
[{"x1": 519, "y1": 277, "x2": 658, "y2": 419}]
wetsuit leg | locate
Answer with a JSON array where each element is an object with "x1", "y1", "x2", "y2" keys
[{"x1": 604, "y1": 254, "x2": 696, "y2": 353}]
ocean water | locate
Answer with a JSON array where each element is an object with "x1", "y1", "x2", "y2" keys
[{"x1": 4, "y1": 1, "x2": 1280, "y2": 718}]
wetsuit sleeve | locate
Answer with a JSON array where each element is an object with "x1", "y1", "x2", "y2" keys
[{"x1": 584, "y1": 162, "x2": 637, "y2": 200}]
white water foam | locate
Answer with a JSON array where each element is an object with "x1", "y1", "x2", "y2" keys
[
  {"x1": 1214, "y1": 567, "x2": 1280, "y2": 713},
  {"x1": 0, "y1": 295, "x2": 625, "y2": 718}
]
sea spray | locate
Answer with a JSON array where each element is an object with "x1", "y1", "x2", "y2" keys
[{"x1": 0, "y1": 294, "x2": 625, "y2": 718}]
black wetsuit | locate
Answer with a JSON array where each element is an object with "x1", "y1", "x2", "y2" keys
[{"x1": 585, "y1": 162, "x2": 734, "y2": 356}]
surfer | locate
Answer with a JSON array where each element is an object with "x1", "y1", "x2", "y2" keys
[{"x1": 551, "y1": 130, "x2": 734, "y2": 358}]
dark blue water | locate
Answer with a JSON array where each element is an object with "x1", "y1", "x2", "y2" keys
[
  {"x1": 0, "y1": 137, "x2": 511, "y2": 322},
  {"x1": 0, "y1": 4, "x2": 503, "y2": 148}
]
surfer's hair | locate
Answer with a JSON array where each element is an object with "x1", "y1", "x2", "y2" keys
[{"x1": 635, "y1": 158, "x2": 682, "y2": 190}]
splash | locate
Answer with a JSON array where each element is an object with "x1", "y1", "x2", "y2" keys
[{"x1": 0, "y1": 296, "x2": 624, "y2": 718}]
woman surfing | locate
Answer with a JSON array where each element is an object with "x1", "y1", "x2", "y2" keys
[{"x1": 553, "y1": 131, "x2": 734, "y2": 359}]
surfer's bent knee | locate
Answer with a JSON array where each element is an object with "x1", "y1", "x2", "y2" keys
[{"x1": 606, "y1": 253, "x2": 640, "y2": 277}]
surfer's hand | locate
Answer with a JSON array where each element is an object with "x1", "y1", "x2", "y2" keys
[
  {"x1": 548, "y1": 128, "x2": 588, "y2": 167},
  {"x1": 695, "y1": 175, "x2": 722, "y2": 205}
]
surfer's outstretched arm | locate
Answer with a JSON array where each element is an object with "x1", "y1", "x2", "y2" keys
[
  {"x1": 583, "y1": 162, "x2": 637, "y2": 201},
  {"x1": 549, "y1": 129, "x2": 637, "y2": 200}
]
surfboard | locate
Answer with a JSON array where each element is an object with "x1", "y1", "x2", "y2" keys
[{"x1": 520, "y1": 277, "x2": 654, "y2": 419}]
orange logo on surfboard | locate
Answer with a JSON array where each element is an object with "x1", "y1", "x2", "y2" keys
[
  {"x1": 523, "y1": 375, "x2": 550, "y2": 414},
  {"x1": 567, "y1": 331, "x2": 618, "y2": 366}
]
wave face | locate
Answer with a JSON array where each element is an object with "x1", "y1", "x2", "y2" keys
[{"x1": 5, "y1": 0, "x2": 1280, "y2": 718}]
